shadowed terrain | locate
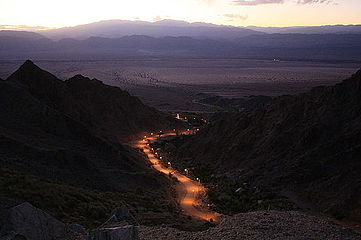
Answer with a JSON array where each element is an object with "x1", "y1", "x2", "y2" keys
[{"x1": 173, "y1": 70, "x2": 361, "y2": 223}]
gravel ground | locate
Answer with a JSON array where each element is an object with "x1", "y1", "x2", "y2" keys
[{"x1": 140, "y1": 211, "x2": 361, "y2": 240}]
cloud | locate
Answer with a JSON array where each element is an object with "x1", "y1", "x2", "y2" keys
[
  {"x1": 223, "y1": 14, "x2": 248, "y2": 21},
  {"x1": 153, "y1": 16, "x2": 162, "y2": 22},
  {"x1": 233, "y1": 0, "x2": 332, "y2": 5},
  {"x1": 233, "y1": 0, "x2": 283, "y2": 5},
  {"x1": 297, "y1": 0, "x2": 332, "y2": 3}
]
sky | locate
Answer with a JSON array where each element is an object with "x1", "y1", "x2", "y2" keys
[{"x1": 0, "y1": 0, "x2": 360, "y2": 29}]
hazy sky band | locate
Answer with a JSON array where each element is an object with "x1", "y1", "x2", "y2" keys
[{"x1": 0, "y1": 0, "x2": 360, "y2": 28}]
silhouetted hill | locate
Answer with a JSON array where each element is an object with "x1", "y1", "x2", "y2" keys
[
  {"x1": 176, "y1": 70, "x2": 361, "y2": 222},
  {"x1": 7, "y1": 60, "x2": 181, "y2": 141},
  {"x1": 0, "y1": 74, "x2": 159, "y2": 192},
  {"x1": 0, "y1": 60, "x2": 183, "y2": 191},
  {"x1": 0, "y1": 61, "x2": 196, "y2": 228}
]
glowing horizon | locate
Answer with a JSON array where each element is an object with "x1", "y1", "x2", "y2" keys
[{"x1": 0, "y1": 0, "x2": 360, "y2": 29}]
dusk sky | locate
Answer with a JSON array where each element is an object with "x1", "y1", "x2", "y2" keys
[{"x1": 0, "y1": 0, "x2": 360, "y2": 28}]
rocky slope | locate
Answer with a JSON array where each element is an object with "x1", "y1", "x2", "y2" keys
[
  {"x1": 7, "y1": 60, "x2": 181, "y2": 142},
  {"x1": 140, "y1": 211, "x2": 361, "y2": 240},
  {"x1": 176, "y1": 70, "x2": 361, "y2": 222}
]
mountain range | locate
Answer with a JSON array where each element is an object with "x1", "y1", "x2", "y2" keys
[
  {"x1": 20, "y1": 20, "x2": 361, "y2": 40},
  {"x1": 40, "y1": 19, "x2": 264, "y2": 40},
  {"x1": 1, "y1": 30, "x2": 361, "y2": 61}
]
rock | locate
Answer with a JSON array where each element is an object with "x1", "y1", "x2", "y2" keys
[
  {"x1": 90, "y1": 225, "x2": 139, "y2": 240},
  {"x1": 0, "y1": 202, "x2": 66, "y2": 240},
  {"x1": 0, "y1": 233, "x2": 27, "y2": 240},
  {"x1": 101, "y1": 205, "x2": 138, "y2": 227},
  {"x1": 66, "y1": 223, "x2": 89, "y2": 236},
  {"x1": 90, "y1": 205, "x2": 139, "y2": 240}
]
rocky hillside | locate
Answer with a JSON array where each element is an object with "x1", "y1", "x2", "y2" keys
[
  {"x1": 140, "y1": 211, "x2": 361, "y2": 240},
  {"x1": 7, "y1": 60, "x2": 181, "y2": 142},
  {"x1": 176, "y1": 70, "x2": 361, "y2": 222},
  {"x1": 0, "y1": 61, "x2": 184, "y2": 227}
]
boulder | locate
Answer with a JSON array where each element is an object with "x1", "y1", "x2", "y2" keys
[
  {"x1": 100, "y1": 205, "x2": 138, "y2": 227},
  {"x1": 90, "y1": 225, "x2": 139, "y2": 240},
  {"x1": 90, "y1": 205, "x2": 139, "y2": 240},
  {"x1": 0, "y1": 202, "x2": 66, "y2": 240},
  {"x1": 66, "y1": 223, "x2": 89, "y2": 236}
]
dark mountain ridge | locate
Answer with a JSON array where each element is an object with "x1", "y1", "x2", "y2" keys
[
  {"x1": 0, "y1": 60, "x2": 182, "y2": 192},
  {"x1": 7, "y1": 60, "x2": 181, "y2": 142},
  {"x1": 176, "y1": 69, "x2": 361, "y2": 222}
]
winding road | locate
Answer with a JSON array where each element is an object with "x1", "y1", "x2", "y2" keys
[{"x1": 134, "y1": 132, "x2": 221, "y2": 222}]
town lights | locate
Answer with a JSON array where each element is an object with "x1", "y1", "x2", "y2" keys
[
  {"x1": 159, "y1": 156, "x2": 162, "y2": 159},
  {"x1": 151, "y1": 133, "x2": 153, "y2": 135},
  {"x1": 144, "y1": 136, "x2": 147, "y2": 138}
]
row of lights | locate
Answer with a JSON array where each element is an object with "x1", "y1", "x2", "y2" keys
[{"x1": 143, "y1": 130, "x2": 202, "y2": 184}]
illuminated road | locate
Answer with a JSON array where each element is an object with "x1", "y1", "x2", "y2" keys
[{"x1": 134, "y1": 132, "x2": 221, "y2": 222}]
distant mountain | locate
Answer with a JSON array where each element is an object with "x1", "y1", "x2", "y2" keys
[
  {"x1": 40, "y1": 19, "x2": 263, "y2": 40},
  {"x1": 176, "y1": 70, "x2": 361, "y2": 222},
  {"x1": 247, "y1": 24, "x2": 361, "y2": 34},
  {"x1": 0, "y1": 30, "x2": 45, "y2": 39},
  {"x1": 2, "y1": 32, "x2": 361, "y2": 61}
]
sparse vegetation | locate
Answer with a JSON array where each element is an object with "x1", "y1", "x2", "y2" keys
[
  {"x1": 150, "y1": 136, "x2": 297, "y2": 216},
  {"x1": 0, "y1": 168, "x2": 184, "y2": 228}
]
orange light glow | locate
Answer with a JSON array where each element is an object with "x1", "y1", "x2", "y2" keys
[{"x1": 133, "y1": 130, "x2": 221, "y2": 222}]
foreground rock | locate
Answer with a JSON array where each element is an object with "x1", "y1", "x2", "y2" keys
[
  {"x1": 90, "y1": 205, "x2": 139, "y2": 240},
  {"x1": 0, "y1": 202, "x2": 66, "y2": 240},
  {"x1": 140, "y1": 211, "x2": 361, "y2": 240}
]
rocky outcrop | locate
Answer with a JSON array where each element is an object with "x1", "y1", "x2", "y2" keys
[
  {"x1": 0, "y1": 203, "x2": 140, "y2": 240},
  {"x1": 90, "y1": 205, "x2": 139, "y2": 240},
  {"x1": 100, "y1": 205, "x2": 139, "y2": 227},
  {"x1": 0, "y1": 203, "x2": 66, "y2": 240},
  {"x1": 90, "y1": 226, "x2": 138, "y2": 240}
]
